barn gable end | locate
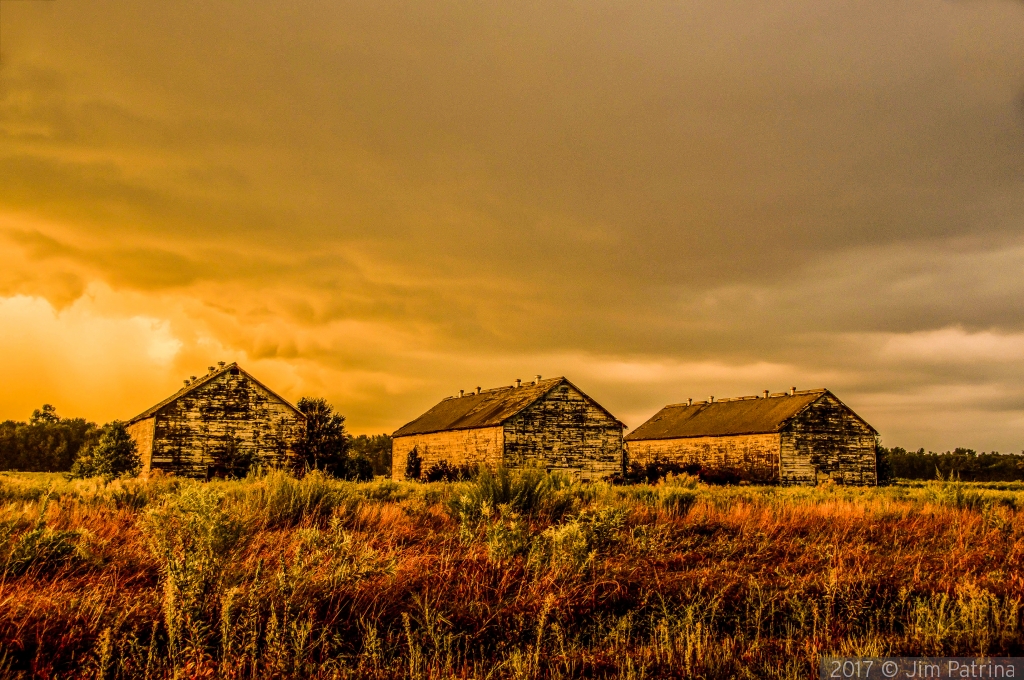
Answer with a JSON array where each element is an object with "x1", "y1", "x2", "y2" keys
[
  {"x1": 127, "y1": 363, "x2": 303, "y2": 478},
  {"x1": 392, "y1": 377, "x2": 624, "y2": 481},
  {"x1": 780, "y1": 392, "x2": 877, "y2": 485},
  {"x1": 626, "y1": 389, "x2": 877, "y2": 486},
  {"x1": 503, "y1": 382, "x2": 622, "y2": 480}
]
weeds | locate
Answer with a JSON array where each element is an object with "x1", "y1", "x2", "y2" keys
[
  {"x1": 0, "y1": 471, "x2": 1020, "y2": 678},
  {"x1": 1, "y1": 497, "x2": 83, "y2": 576}
]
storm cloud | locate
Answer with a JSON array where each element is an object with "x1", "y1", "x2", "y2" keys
[{"x1": 2, "y1": 0, "x2": 1024, "y2": 449}]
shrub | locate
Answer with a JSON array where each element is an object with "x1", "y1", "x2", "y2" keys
[
  {"x1": 70, "y1": 421, "x2": 140, "y2": 479},
  {"x1": 423, "y1": 460, "x2": 476, "y2": 482},
  {"x1": 404, "y1": 448, "x2": 422, "y2": 481},
  {"x1": 618, "y1": 458, "x2": 699, "y2": 485}
]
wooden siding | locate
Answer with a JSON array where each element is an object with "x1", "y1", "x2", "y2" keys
[
  {"x1": 626, "y1": 433, "x2": 782, "y2": 483},
  {"x1": 126, "y1": 417, "x2": 156, "y2": 473},
  {"x1": 391, "y1": 426, "x2": 504, "y2": 480},
  {"x1": 780, "y1": 393, "x2": 877, "y2": 485},
  {"x1": 147, "y1": 370, "x2": 302, "y2": 477},
  {"x1": 502, "y1": 383, "x2": 623, "y2": 480}
]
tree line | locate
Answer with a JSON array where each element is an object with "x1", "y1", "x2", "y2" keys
[
  {"x1": 0, "y1": 400, "x2": 393, "y2": 480},
  {"x1": 877, "y1": 446, "x2": 1024, "y2": 482}
]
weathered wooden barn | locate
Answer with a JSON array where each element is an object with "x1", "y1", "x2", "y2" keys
[
  {"x1": 625, "y1": 389, "x2": 877, "y2": 485},
  {"x1": 392, "y1": 377, "x2": 624, "y2": 481},
  {"x1": 126, "y1": 362, "x2": 304, "y2": 478}
]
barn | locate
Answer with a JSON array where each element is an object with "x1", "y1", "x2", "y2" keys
[
  {"x1": 392, "y1": 376, "x2": 624, "y2": 481},
  {"x1": 625, "y1": 388, "x2": 877, "y2": 485},
  {"x1": 126, "y1": 362, "x2": 304, "y2": 478}
]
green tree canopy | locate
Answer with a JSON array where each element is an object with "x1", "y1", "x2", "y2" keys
[
  {"x1": 295, "y1": 397, "x2": 351, "y2": 475},
  {"x1": 71, "y1": 421, "x2": 141, "y2": 479}
]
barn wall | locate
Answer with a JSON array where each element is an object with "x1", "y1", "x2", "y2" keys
[
  {"x1": 626, "y1": 433, "x2": 782, "y2": 483},
  {"x1": 503, "y1": 383, "x2": 623, "y2": 480},
  {"x1": 780, "y1": 394, "x2": 876, "y2": 485},
  {"x1": 126, "y1": 417, "x2": 156, "y2": 473},
  {"x1": 149, "y1": 371, "x2": 302, "y2": 478},
  {"x1": 391, "y1": 427, "x2": 504, "y2": 481}
]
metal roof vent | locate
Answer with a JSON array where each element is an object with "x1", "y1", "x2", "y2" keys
[
  {"x1": 218, "y1": 361, "x2": 226, "y2": 368},
  {"x1": 459, "y1": 389, "x2": 464, "y2": 397},
  {"x1": 515, "y1": 378, "x2": 521, "y2": 388},
  {"x1": 183, "y1": 379, "x2": 191, "y2": 387},
  {"x1": 190, "y1": 375, "x2": 197, "y2": 382},
  {"x1": 708, "y1": 396, "x2": 715, "y2": 403},
  {"x1": 476, "y1": 386, "x2": 482, "y2": 394},
  {"x1": 763, "y1": 390, "x2": 770, "y2": 399},
  {"x1": 534, "y1": 374, "x2": 542, "y2": 384},
  {"x1": 790, "y1": 386, "x2": 797, "y2": 395},
  {"x1": 687, "y1": 398, "x2": 693, "y2": 406}
]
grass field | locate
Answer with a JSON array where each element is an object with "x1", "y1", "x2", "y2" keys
[{"x1": 0, "y1": 470, "x2": 1021, "y2": 679}]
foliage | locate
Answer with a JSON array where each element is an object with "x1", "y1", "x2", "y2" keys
[
  {"x1": 404, "y1": 447, "x2": 422, "y2": 481},
  {"x1": 449, "y1": 466, "x2": 569, "y2": 522},
  {"x1": 70, "y1": 421, "x2": 141, "y2": 479},
  {"x1": 1, "y1": 498, "x2": 84, "y2": 577},
  {"x1": 1, "y1": 471, "x2": 1023, "y2": 678},
  {"x1": 141, "y1": 485, "x2": 245, "y2": 670},
  {"x1": 618, "y1": 457, "x2": 747, "y2": 485},
  {"x1": 0, "y1": 405, "x2": 99, "y2": 472},
  {"x1": 880, "y1": 446, "x2": 1024, "y2": 482},
  {"x1": 208, "y1": 430, "x2": 257, "y2": 479},
  {"x1": 423, "y1": 459, "x2": 476, "y2": 482},
  {"x1": 349, "y1": 433, "x2": 392, "y2": 477},
  {"x1": 295, "y1": 397, "x2": 351, "y2": 476},
  {"x1": 346, "y1": 453, "x2": 375, "y2": 481}
]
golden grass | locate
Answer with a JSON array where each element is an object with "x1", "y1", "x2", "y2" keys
[{"x1": 0, "y1": 471, "x2": 1021, "y2": 678}]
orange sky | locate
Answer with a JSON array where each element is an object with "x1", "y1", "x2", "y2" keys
[{"x1": 3, "y1": 1, "x2": 1024, "y2": 449}]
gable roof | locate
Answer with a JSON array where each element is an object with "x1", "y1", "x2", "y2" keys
[
  {"x1": 625, "y1": 389, "x2": 875, "y2": 441},
  {"x1": 127, "y1": 362, "x2": 302, "y2": 424},
  {"x1": 393, "y1": 377, "x2": 622, "y2": 437}
]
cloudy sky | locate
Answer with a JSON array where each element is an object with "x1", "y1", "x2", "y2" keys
[{"x1": 2, "y1": 0, "x2": 1024, "y2": 450}]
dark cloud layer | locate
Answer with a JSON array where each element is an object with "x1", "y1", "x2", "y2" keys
[{"x1": 2, "y1": 0, "x2": 1024, "y2": 448}]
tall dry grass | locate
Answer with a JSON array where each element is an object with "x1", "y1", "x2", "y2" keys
[{"x1": 0, "y1": 470, "x2": 1021, "y2": 678}]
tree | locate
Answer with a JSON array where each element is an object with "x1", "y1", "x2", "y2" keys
[
  {"x1": 71, "y1": 421, "x2": 141, "y2": 479},
  {"x1": 1, "y1": 406, "x2": 98, "y2": 472},
  {"x1": 349, "y1": 433, "x2": 392, "y2": 477},
  {"x1": 405, "y1": 447, "x2": 422, "y2": 481},
  {"x1": 31, "y1": 404, "x2": 61, "y2": 426},
  {"x1": 295, "y1": 397, "x2": 351, "y2": 475}
]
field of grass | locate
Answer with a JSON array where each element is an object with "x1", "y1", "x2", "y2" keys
[{"x1": 0, "y1": 469, "x2": 1021, "y2": 679}]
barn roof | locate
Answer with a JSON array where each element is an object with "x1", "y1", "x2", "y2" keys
[
  {"x1": 393, "y1": 377, "x2": 622, "y2": 437},
  {"x1": 127, "y1": 362, "x2": 302, "y2": 424},
  {"x1": 625, "y1": 389, "x2": 874, "y2": 441}
]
